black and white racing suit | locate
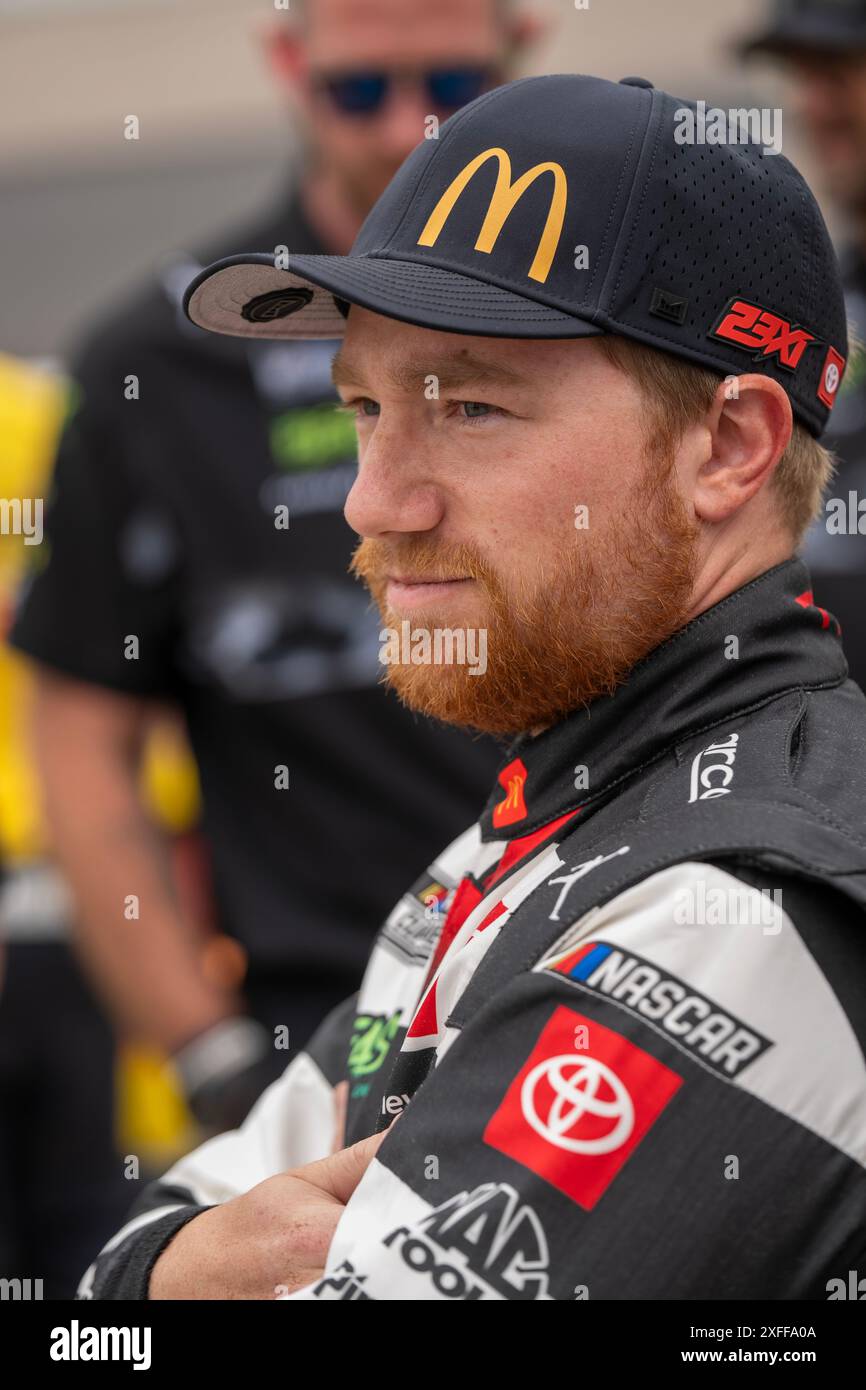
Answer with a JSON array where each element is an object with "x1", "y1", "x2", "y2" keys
[{"x1": 80, "y1": 558, "x2": 866, "y2": 1300}]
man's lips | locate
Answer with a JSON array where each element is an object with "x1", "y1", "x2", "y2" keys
[{"x1": 384, "y1": 575, "x2": 475, "y2": 609}]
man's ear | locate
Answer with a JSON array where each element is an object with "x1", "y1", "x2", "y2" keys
[
  {"x1": 504, "y1": 10, "x2": 549, "y2": 58},
  {"x1": 693, "y1": 374, "x2": 793, "y2": 525},
  {"x1": 256, "y1": 20, "x2": 308, "y2": 90}
]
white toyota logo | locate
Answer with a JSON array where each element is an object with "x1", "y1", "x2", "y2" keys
[
  {"x1": 521, "y1": 1053, "x2": 634, "y2": 1155},
  {"x1": 824, "y1": 362, "x2": 840, "y2": 396}
]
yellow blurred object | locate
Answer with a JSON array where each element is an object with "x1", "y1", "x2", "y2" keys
[
  {"x1": 0, "y1": 352, "x2": 66, "y2": 553},
  {"x1": 139, "y1": 719, "x2": 202, "y2": 832},
  {"x1": 1, "y1": 354, "x2": 207, "y2": 1161},
  {"x1": 0, "y1": 355, "x2": 67, "y2": 861},
  {"x1": 0, "y1": 653, "x2": 45, "y2": 862},
  {"x1": 116, "y1": 1044, "x2": 199, "y2": 1167},
  {"x1": 0, "y1": 353, "x2": 202, "y2": 859}
]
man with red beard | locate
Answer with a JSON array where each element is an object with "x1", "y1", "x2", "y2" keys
[{"x1": 81, "y1": 75, "x2": 866, "y2": 1302}]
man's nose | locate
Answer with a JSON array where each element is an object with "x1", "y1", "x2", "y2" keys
[
  {"x1": 792, "y1": 71, "x2": 843, "y2": 128},
  {"x1": 374, "y1": 80, "x2": 434, "y2": 160},
  {"x1": 344, "y1": 425, "x2": 443, "y2": 539}
]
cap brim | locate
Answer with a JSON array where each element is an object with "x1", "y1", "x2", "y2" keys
[{"x1": 183, "y1": 252, "x2": 604, "y2": 341}]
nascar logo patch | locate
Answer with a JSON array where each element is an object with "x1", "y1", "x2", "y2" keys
[{"x1": 541, "y1": 941, "x2": 773, "y2": 1079}]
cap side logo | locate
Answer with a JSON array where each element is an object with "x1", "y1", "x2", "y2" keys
[
  {"x1": 710, "y1": 296, "x2": 817, "y2": 371},
  {"x1": 817, "y1": 345, "x2": 845, "y2": 410},
  {"x1": 242, "y1": 287, "x2": 314, "y2": 323},
  {"x1": 417, "y1": 147, "x2": 567, "y2": 285},
  {"x1": 649, "y1": 287, "x2": 688, "y2": 326}
]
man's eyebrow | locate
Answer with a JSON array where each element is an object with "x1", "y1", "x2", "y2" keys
[{"x1": 331, "y1": 351, "x2": 530, "y2": 393}]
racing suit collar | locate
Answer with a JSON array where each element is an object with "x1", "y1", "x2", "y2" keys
[{"x1": 479, "y1": 558, "x2": 847, "y2": 842}]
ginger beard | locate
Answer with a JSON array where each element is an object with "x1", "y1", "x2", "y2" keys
[{"x1": 350, "y1": 451, "x2": 700, "y2": 736}]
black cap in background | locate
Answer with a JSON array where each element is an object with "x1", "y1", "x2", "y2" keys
[{"x1": 740, "y1": 0, "x2": 866, "y2": 57}]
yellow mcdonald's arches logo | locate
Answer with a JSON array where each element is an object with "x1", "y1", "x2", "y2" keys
[
  {"x1": 492, "y1": 755, "x2": 529, "y2": 828},
  {"x1": 502, "y1": 775, "x2": 523, "y2": 809},
  {"x1": 417, "y1": 147, "x2": 568, "y2": 285}
]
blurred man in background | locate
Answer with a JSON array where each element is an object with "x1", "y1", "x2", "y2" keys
[
  {"x1": 741, "y1": 0, "x2": 866, "y2": 686},
  {"x1": 6, "y1": 0, "x2": 540, "y2": 1292}
]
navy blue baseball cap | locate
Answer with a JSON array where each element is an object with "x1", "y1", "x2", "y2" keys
[
  {"x1": 740, "y1": 0, "x2": 866, "y2": 56},
  {"x1": 184, "y1": 73, "x2": 848, "y2": 437}
]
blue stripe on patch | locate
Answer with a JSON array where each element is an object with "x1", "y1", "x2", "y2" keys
[{"x1": 566, "y1": 941, "x2": 612, "y2": 981}]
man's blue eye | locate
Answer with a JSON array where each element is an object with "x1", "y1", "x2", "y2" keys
[
  {"x1": 361, "y1": 399, "x2": 380, "y2": 416},
  {"x1": 462, "y1": 401, "x2": 491, "y2": 417}
]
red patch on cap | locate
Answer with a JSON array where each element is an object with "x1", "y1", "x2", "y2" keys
[
  {"x1": 817, "y1": 346, "x2": 845, "y2": 411},
  {"x1": 711, "y1": 297, "x2": 816, "y2": 371}
]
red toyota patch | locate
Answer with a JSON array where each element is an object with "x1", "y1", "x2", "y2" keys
[
  {"x1": 484, "y1": 1005, "x2": 682, "y2": 1210},
  {"x1": 817, "y1": 345, "x2": 845, "y2": 411}
]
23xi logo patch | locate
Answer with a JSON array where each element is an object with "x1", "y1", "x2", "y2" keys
[{"x1": 710, "y1": 297, "x2": 816, "y2": 371}]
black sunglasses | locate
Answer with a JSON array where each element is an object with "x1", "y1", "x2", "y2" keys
[{"x1": 313, "y1": 65, "x2": 497, "y2": 116}]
